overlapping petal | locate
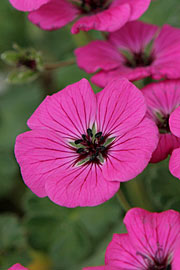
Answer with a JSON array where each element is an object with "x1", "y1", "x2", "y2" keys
[
  {"x1": 71, "y1": 3, "x2": 131, "y2": 34},
  {"x1": 169, "y1": 148, "x2": 180, "y2": 179},
  {"x1": 28, "y1": 0, "x2": 79, "y2": 31},
  {"x1": 27, "y1": 78, "x2": 97, "y2": 139},
  {"x1": 169, "y1": 106, "x2": 180, "y2": 137}
]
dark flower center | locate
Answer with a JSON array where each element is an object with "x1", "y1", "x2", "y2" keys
[
  {"x1": 137, "y1": 247, "x2": 172, "y2": 270},
  {"x1": 155, "y1": 112, "x2": 170, "y2": 134},
  {"x1": 76, "y1": 0, "x2": 111, "y2": 13},
  {"x1": 125, "y1": 52, "x2": 154, "y2": 68},
  {"x1": 71, "y1": 127, "x2": 114, "y2": 166}
]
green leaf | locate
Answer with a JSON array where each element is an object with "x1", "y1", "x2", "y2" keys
[
  {"x1": 1, "y1": 51, "x2": 20, "y2": 66},
  {"x1": 8, "y1": 69, "x2": 39, "y2": 84}
]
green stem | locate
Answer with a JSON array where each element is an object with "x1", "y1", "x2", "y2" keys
[
  {"x1": 44, "y1": 58, "x2": 75, "y2": 71},
  {"x1": 116, "y1": 188, "x2": 131, "y2": 212},
  {"x1": 124, "y1": 177, "x2": 154, "y2": 211}
]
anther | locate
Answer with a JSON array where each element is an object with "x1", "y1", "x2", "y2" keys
[
  {"x1": 87, "y1": 128, "x2": 93, "y2": 137},
  {"x1": 82, "y1": 134, "x2": 87, "y2": 141},
  {"x1": 76, "y1": 148, "x2": 85, "y2": 154},
  {"x1": 75, "y1": 139, "x2": 83, "y2": 144},
  {"x1": 95, "y1": 132, "x2": 102, "y2": 138}
]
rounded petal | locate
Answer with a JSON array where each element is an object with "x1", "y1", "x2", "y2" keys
[
  {"x1": 96, "y1": 79, "x2": 147, "y2": 136},
  {"x1": 28, "y1": 0, "x2": 79, "y2": 31},
  {"x1": 71, "y1": 4, "x2": 131, "y2": 34},
  {"x1": 152, "y1": 25, "x2": 180, "y2": 80},
  {"x1": 169, "y1": 106, "x2": 180, "y2": 137},
  {"x1": 45, "y1": 164, "x2": 120, "y2": 207},
  {"x1": 102, "y1": 118, "x2": 158, "y2": 182},
  {"x1": 105, "y1": 234, "x2": 144, "y2": 269},
  {"x1": 9, "y1": 0, "x2": 49, "y2": 11},
  {"x1": 151, "y1": 133, "x2": 180, "y2": 163},
  {"x1": 8, "y1": 264, "x2": 28, "y2": 270},
  {"x1": 124, "y1": 208, "x2": 180, "y2": 259},
  {"x1": 75, "y1": 41, "x2": 123, "y2": 73},
  {"x1": 169, "y1": 147, "x2": 180, "y2": 179},
  {"x1": 27, "y1": 79, "x2": 97, "y2": 140},
  {"x1": 91, "y1": 67, "x2": 151, "y2": 87},
  {"x1": 109, "y1": 21, "x2": 158, "y2": 53},
  {"x1": 122, "y1": 0, "x2": 151, "y2": 20},
  {"x1": 15, "y1": 129, "x2": 78, "y2": 197}
]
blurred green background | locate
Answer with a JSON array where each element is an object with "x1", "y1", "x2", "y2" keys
[{"x1": 1, "y1": 0, "x2": 180, "y2": 269}]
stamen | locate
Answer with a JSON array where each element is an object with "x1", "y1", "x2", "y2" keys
[
  {"x1": 77, "y1": 148, "x2": 85, "y2": 154},
  {"x1": 95, "y1": 132, "x2": 102, "y2": 138},
  {"x1": 75, "y1": 139, "x2": 83, "y2": 144},
  {"x1": 87, "y1": 128, "x2": 93, "y2": 137},
  {"x1": 82, "y1": 134, "x2": 87, "y2": 140}
]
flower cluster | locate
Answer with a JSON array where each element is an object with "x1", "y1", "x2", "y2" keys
[{"x1": 7, "y1": 0, "x2": 180, "y2": 269}]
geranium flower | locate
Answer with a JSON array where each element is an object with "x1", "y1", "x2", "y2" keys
[
  {"x1": 75, "y1": 21, "x2": 180, "y2": 87},
  {"x1": 142, "y1": 80, "x2": 180, "y2": 163},
  {"x1": 8, "y1": 264, "x2": 28, "y2": 270},
  {"x1": 169, "y1": 106, "x2": 180, "y2": 179},
  {"x1": 83, "y1": 208, "x2": 180, "y2": 270},
  {"x1": 9, "y1": 0, "x2": 151, "y2": 33},
  {"x1": 15, "y1": 78, "x2": 158, "y2": 207}
]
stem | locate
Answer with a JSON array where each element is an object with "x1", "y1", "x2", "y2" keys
[
  {"x1": 116, "y1": 188, "x2": 131, "y2": 212},
  {"x1": 44, "y1": 58, "x2": 75, "y2": 71},
  {"x1": 124, "y1": 177, "x2": 154, "y2": 211}
]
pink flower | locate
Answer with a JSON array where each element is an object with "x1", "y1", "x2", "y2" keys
[
  {"x1": 169, "y1": 106, "x2": 180, "y2": 179},
  {"x1": 83, "y1": 208, "x2": 180, "y2": 270},
  {"x1": 75, "y1": 21, "x2": 180, "y2": 87},
  {"x1": 9, "y1": 0, "x2": 151, "y2": 33},
  {"x1": 15, "y1": 78, "x2": 158, "y2": 207},
  {"x1": 142, "y1": 80, "x2": 180, "y2": 163},
  {"x1": 8, "y1": 263, "x2": 28, "y2": 270}
]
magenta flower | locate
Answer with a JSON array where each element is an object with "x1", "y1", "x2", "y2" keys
[
  {"x1": 15, "y1": 78, "x2": 158, "y2": 207},
  {"x1": 169, "y1": 106, "x2": 180, "y2": 179},
  {"x1": 142, "y1": 80, "x2": 180, "y2": 163},
  {"x1": 9, "y1": 0, "x2": 151, "y2": 33},
  {"x1": 8, "y1": 264, "x2": 28, "y2": 270},
  {"x1": 75, "y1": 21, "x2": 180, "y2": 87},
  {"x1": 83, "y1": 208, "x2": 180, "y2": 270}
]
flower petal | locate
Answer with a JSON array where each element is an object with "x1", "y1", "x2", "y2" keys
[
  {"x1": 15, "y1": 129, "x2": 77, "y2": 197},
  {"x1": 71, "y1": 4, "x2": 131, "y2": 34},
  {"x1": 75, "y1": 41, "x2": 123, "y2": 73},
  {"x1": 105, "y1": 234, "x2": 144, "y2": 269},
  {"x1": 102, "y1": 118, "x2": 158, "y2": 182},
  {"x1": 9, "y1": 0, "x2": 49, "y2": 11},
  {"x1": 109, "y1": 21, "x2": 158, "y2": 54},
  {"x1": 96, "y1": 78, "x2": 146, "y2": 136},
  {"x1": 83, "y1": 267, "x2": 120, "y2": 270},
  {"x1": 124, "y1": 208, "x2": 180, "y2": 259},
  {"x1": 121, "y1": 0, "x2": 151, "y2": 20},
  {"x1": 91, "y1": 67, "x2": 151, "y2": 87},
  {"x1": 45, "y1": 163, "x2": 120, "y2": 207},
  {"x1": 28, "y1": 0, "x2": 79, "y2": 31},
  {"x1": 151, "y1": 133, "x2": 180, "y2": 163},
  {"x1": 8, "y1": 264, "x2": 28, "y2": 270},
  {"x1": 169, "y1": 106, "x2": 180, "y2": 137},
  {"x1": 169, "y1": 147, "x2": 180, "y2": 179},
  {"x1": 27, "y1": 79, "x2": 97, "y2": 140}
]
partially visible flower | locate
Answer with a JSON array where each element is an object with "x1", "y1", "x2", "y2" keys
[
  {"x1": 8, "y1": 263, "x2": 28, "y2": 270},
  {"x1": 9, "y1": 0, "x2": 151, "y2": 33},
  {"x1": 83, "y1": 208, "x2": 180, "y2": 270},
  {"x1": 169, "y1": 106, "x2": 180, "y2": 179},
  {"x1": 15, "y1": 78, "x2": 158, "y2": 208},
  {"x1": 142, "y1": 80, "x2": 180, "y2": 163},
  {"x1": 75, "y1": 21, "x2": 180, "y2": 87}
]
